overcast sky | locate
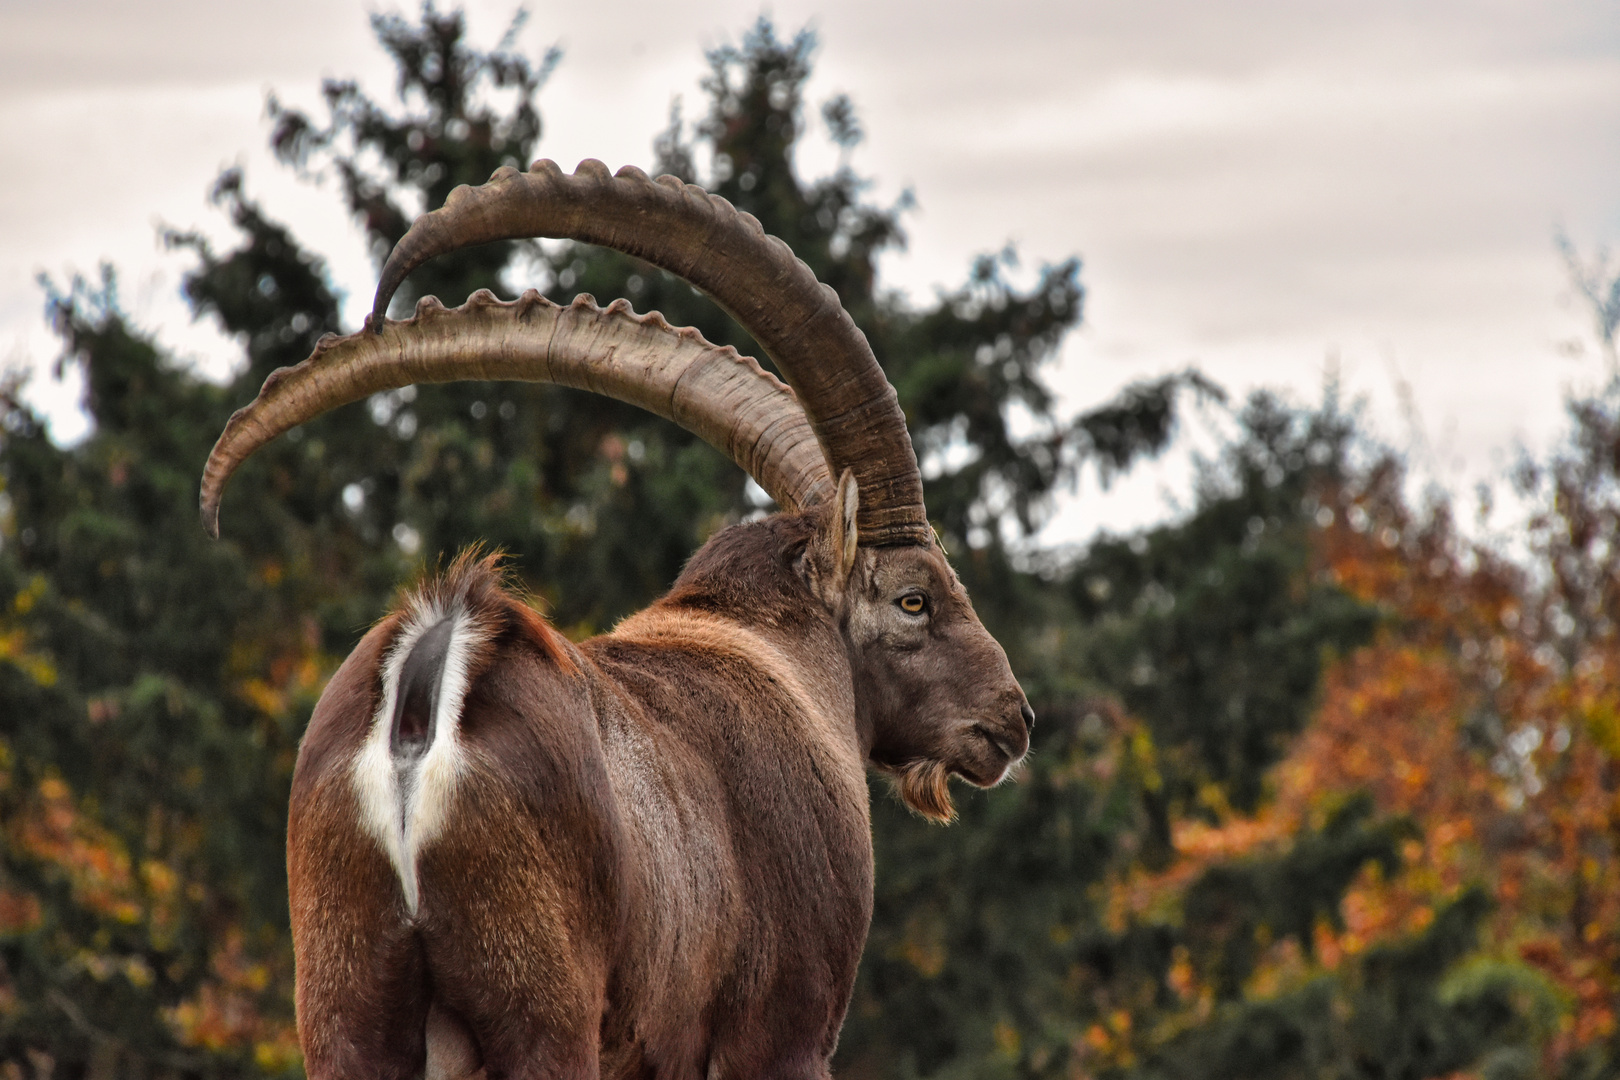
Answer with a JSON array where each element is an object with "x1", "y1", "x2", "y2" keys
[{"x1": 3, "y1": 0, "x2": 1617, "y2": 544}]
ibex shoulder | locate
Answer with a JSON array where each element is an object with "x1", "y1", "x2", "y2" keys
[{"x1": 599, "y1": 605, "x2": 862, "y2": 769}]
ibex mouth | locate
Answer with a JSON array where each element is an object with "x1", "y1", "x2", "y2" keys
[
  {"x1": 975, "y1": 725, "x2": 1017, "y2": 762},
  {"x1": 966, "y1": 722, "x2": 1026, "y2": 787}
]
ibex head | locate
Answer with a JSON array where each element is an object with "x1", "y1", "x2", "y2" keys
[
  {"x1": 201, "y1": 159, "x2": 1030, "y2": 822},
  {"x1": 798, "y1": 470, "x2": 1030, "y2": 820}
]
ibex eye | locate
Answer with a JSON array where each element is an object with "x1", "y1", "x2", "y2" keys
[{"x1": 898, "y1": 594, "x2": 927, "y2": 615}]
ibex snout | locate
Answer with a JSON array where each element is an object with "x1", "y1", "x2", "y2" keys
[{"x1": 963, "y1": 691, "x2": 1034, "y2": 786}]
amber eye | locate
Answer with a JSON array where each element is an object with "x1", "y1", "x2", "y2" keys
[{"x1": 898, "y1": 594, "x2": 927, "y2": 615}]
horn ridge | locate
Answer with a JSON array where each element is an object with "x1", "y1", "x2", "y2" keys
[
  {"x1": 200, "y1": 290, "x2": 833, "y2": 537},
  {"x1": 371, "y1": 158, "x2": 931, "y2": 546}
]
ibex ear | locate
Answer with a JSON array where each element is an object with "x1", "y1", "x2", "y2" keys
[{"x1": 829, "y1": 469, "x2": 860, "y2": 590}]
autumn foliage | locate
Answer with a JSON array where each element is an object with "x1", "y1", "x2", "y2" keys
[{"x1": 1094, "y1": 423, "x2": 1620, "y2": 1079}]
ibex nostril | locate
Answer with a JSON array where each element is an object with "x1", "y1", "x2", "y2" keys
[{"x1": 1020, "y1": 702, "x2": 1036, "y2": 732}]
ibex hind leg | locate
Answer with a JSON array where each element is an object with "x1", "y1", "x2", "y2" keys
[
  {"x1": 704, "y1": 996, "x2": 841, "y2": 1080},
  {"x1": 716, "y1": 1043, "x2": 832, "y2": 1080},
  {"x1": 289, "y1": 780, "x2": 433, "y2": 1079},
  {"x1": 415, "y1": 777, "x2": 609, "y2": 1080}
]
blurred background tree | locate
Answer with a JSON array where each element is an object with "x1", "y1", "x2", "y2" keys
[{"x1": 2, "y1": 7, "x2": 1618, "y2": 1080}]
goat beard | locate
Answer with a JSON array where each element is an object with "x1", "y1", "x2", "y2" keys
[{"x1": 891, "y1": 759, "x2": 955, "y2": 824}]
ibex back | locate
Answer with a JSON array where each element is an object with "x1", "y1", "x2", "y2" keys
[{"x1": 202, "y1": 160, "x2": 1032, "y2": 1080}]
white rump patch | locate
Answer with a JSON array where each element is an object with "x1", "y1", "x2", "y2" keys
[{"x1": 352, "y1": 598, "x2": 489, "y2": 915}]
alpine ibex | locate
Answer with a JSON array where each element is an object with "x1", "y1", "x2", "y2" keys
[{"x1": 201, "y1": 159, "x2": 1033, "y2": 1080}]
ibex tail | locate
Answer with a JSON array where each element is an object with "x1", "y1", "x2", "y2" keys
[{"x1": 351, "y1": 555, "x2": 506, "y2": 914}]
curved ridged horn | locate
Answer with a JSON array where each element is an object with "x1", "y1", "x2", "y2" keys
[
  {"x1": 372, "y1": 159, "x2": 930, "y2": 547},
  {"x1": 200, "y1": 290, "x2": 832, "y2": 537}
]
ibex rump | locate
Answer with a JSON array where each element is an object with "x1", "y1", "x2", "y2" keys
[{"x1": 202, "y1": 160, "x2": 1032, "y2": 1080}]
